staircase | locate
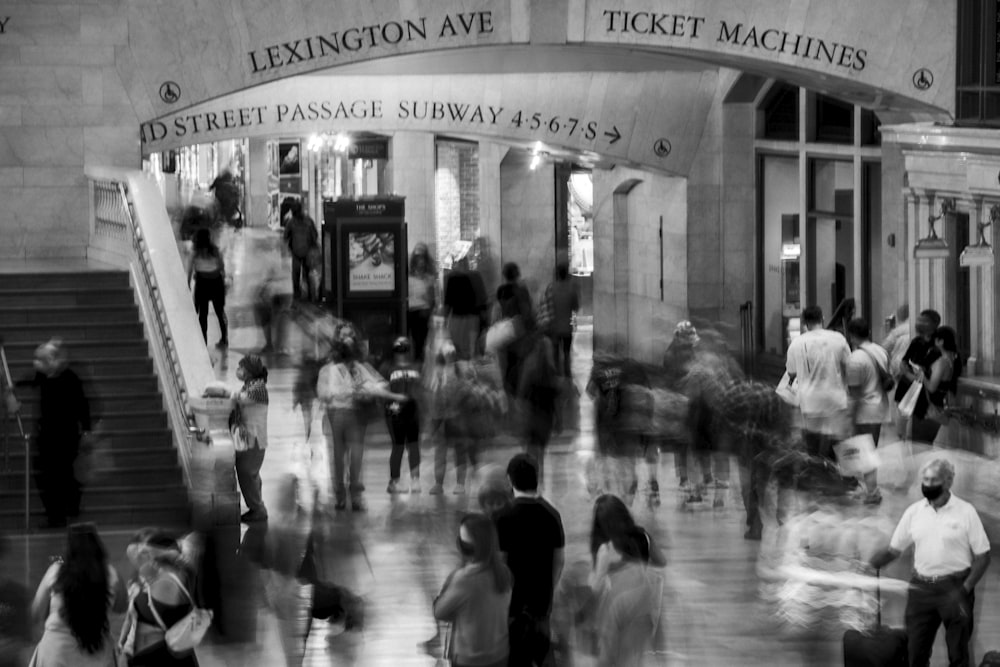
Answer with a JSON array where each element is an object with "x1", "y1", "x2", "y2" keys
[{"x1": 0, "y1": 269, "x2": 191, "y2": 531}]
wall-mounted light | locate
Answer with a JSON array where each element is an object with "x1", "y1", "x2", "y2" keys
[
  {"x1": 333, "y1": 133, "x2": 351, "y2": 153},
  {"x1": 913, "y1": 197, "x2": 955, "y2": 259},
  {"x1": 960, "y1": 203, "x2": 997, "y2": 267}
]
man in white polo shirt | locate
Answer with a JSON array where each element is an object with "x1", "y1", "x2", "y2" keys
[{"x1": 871, "y1": 458, "x2": 991, "y2": 666}]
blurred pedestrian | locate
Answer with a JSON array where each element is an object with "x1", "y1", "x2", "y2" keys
[
  {"x1": 443, "y1": 247, "x2": 488, "y2": 361},
  {"x1": 909, "y1": 324, "x2": 962, "y2": 445},
  {"x1": 252, "y1": 263, "x2": 283, "y2": 355},
  {"x1": 318, "y1": 324, "x2": 404, "y2": 511},
  {"x1": 495, "y1": 454, "x2": 565, "y2": 667},
  {"x1": 496, "y1": 262, "x2": 535, "y2": 394},
  {"x1": 590, "y1": 526, "x2": 663, "y2": 666},
  {"x1": 517, "y1": 330, "x2": 559, "y2": 485},
  {"x1": 283, "y1": 200, "x2": 318, "y2": 302},
  {"x1": 187, "y1": 228, "x2": 228, "y2": 348},
  {"x1": 538, "y1": 261, "x2": 580, "y2": 378},
  {"x1": 785, "y1": 306, "x2": 850, "y2": 460},
  {"x1": 433, "y1": 514, "x2": 512, "y2": 667},
  {"x1": 29, "y1": 523, "x2": 127, "y2": 666},
  {"x1": 845, "y1": 318, "x2": 889, "y2": 503},
  {"x1": 230, "y1": 354, "x2": 269, "y2": 523},
  {"x1": 121, "y1": 530, "x2": 200, "y2": 667},
  {"x1": 881, "y1": 304, "x2": 910, "y2": 379},
  {"x1": 427, "y1": 342, "x2": 476, "y2": 495},
  {"x1": 381, "y1": 336, "x2": 423, "y2": 494},
  {"x1": 11, "y1": 339, "x2": 90, "y2": 528},
  {"x1": 0, "y1": 533, "x2": 30, "y2": 667},
  {"x1": 893, "y1": 308, "x2": 940, "y2": 441},
  {"x1": 408, "y1": 243, "x2": 437, "y2": 362}
]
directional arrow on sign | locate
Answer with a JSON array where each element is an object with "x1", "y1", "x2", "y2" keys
[{"x1": 604, "y1": 126, "x2": 621, "y2": 145}]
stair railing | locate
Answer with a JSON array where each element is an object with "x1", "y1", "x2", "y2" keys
[
  {"x1": 0, "y1": 339, "x2": 30, "y2": 532},
  {"x1": 85, "y1": 168, "x2": 217, "y2": 491}
]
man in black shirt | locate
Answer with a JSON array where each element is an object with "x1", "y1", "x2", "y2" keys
[
  {"x1": 894, "y1": 309, "x2": 941, "y2": 442},
  {"x1": 11, "y1": 340, "x2": 90, "y2": 527},
  {"x1": 495, "y1": 454, "x2": 565, "y2": 666}
]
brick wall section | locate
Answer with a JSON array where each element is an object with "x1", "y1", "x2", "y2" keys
[{"x1": 435, "y1": 139, "x2": 480, "y2": 267}]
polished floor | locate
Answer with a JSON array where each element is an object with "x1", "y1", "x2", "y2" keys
[{"x1": 3, "y1": 232, "x2": 1000, "y2": 666}]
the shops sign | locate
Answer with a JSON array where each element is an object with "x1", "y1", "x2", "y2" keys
[{"x1": 0, "y1": 17, "x2": 10, "y2": 33}]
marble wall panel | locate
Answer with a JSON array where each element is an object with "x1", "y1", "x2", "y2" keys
[
  {"x1": 18, "y1": 46, "x2": 115, "y2": 66},
  {"x1": 0, "y1": 127, "x2": 83, "y2": 166},
  {"x1": 0, "y1": 68, "x2": 82, "y2": 105},
  {"x1": 23, "y1": 166, "x2": 87, "y2": 187},
  {"x1": 19, "y1": 104, "x2": 137, "y2": 127},
  {"x1": 0, "y1": 106, "x2": 22, "y2": 126},
  {"x1": 83, "y1": 126, "x2": 138, "y2": 167},
  {"x1": 0, "y1": 5, "x2": 81, "y2": 46},
  {"x1": 0, "y1": 167, "x2": 23, "y2": 187},
  {"x1": 81, "y1": 5, "x2": 129, "y2": 45}
]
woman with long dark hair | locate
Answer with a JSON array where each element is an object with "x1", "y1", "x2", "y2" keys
[
  {"x1": 187, "y1": 227, "x2": 228, "y2": 348},
  {"x1": 589, "y1": 494, "x2": 665, "y2": 572},
  {"x1": 433, "y1": 513, "x2": 512, "y2": 667},
  {"x1": 911, "y1": 325, "x2": 963, "y2": 444},
  {"x1": 408, "y1": 243, "x2": 437, "y2": 362},
  {"x1": 29, "y1": 523, "x2": 127, "y2": 666}
]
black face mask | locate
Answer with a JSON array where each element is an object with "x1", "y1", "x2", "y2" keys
[
  {"x1": 457, "y1": 537, "x2": 475, "y2": 557},
  {"x1": 922, "y1": 484, "x2": 944, "y2": 501}
]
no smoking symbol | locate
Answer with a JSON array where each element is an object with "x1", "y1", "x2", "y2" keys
[
  {"x1": 159, "y1": 81, "x2": 181, "y2": 104},
  {"x1": 653, "y1": 138, "x2": 671, "y2": 158}
]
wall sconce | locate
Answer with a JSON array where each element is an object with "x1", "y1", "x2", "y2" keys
[
  {"x1": 913, "y1": 197, "x2": 955, "y2": 259},
  {"x1": 960, "y1": 203, "x2": 997, "y2": 267}
]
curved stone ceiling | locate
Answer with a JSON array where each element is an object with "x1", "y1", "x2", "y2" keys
[{"x1": 121, "y1": 0, "x2": 955, "y2": 123}]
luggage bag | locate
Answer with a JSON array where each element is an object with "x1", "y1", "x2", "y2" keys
[{"x1": 843, "y1": 569, "x2": 908, "y2": 667}]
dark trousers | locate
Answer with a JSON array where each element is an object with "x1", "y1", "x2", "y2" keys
[
  {"x1": 291, "y1": 254, "x2": 313, "y2": 301},
  {"x1": 387, "y1": 413, "x2": 420, "y2": 480},
  {"x1": 194, "y1": 275, "x2": 228, "y2": 345},
  {"x1": 35, "y1": 434, "x2": 81, "y2": 525},
  {"x1": 804, "y1": 430, "x2": 836, "y2": 461},
  {"x1": 911, "y1": 417, "x2": 942, "y2": 445},
  {"x1": 433, "y1": 419, "x2": 476, "y2": 486},
  {"x1": 408, "y1": 309, "x2": 431, "y2": 362},
  {"x1": 509, "y1": 612, "x2": 551, "y2": 667},
  {"x1": 905, "y1": 576, "x2": 974, "y2": 667},
  {"x1": 549, "y1": 333, "x2": 572, "y2": 378},
  {"x1": 327, "y1": 409, "x2": 366, "y2": 502},
  {"x1": 738, "y1": 456, "x2": 770, "y2": 535},
  {"x1": 235, "y1": 447, "x2": 267, "y2": 516}
]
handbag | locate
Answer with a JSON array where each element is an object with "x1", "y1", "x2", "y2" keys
[
  {"x1": 485, "y1": 318, "x2": 517, "y2": 354},
  {"x1": 860, "y1": 346, "x2": 895, "y2": 393},
  {"x1": 775, "y1": 371, "x2": 798, "y2": 406},
  {"x1": 897, "y1": 380, "x2": 921, "y2": 419},
  {"x1": 145, "y1": 572, "x2": 213, "y2": 655}
]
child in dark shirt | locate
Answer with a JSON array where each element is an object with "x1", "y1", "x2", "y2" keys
[{"x1": 381, "y1": 337, "x2": 423, "y2": 493}]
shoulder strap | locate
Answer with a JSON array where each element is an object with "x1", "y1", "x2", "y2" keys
[
  {"x1": 860, "y1": 345, "x2": 888, "y2": 379},
  {"x1": 144, "y1": 571, "x2": 196, "y2": 631}
]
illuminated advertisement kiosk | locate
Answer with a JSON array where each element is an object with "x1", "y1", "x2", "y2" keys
[{"x1": 322, "y1": 196, "x2": 407, "y2": 363}]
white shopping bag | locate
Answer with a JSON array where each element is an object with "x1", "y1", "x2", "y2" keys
[
  {"x1": 775, "y1": 371, "x2": 798, "y2": 406},
  {"x1": 833, "y1": 434, "x2": 879, "y2": 476}
]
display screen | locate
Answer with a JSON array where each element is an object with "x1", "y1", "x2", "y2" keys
[{"x1": 347, "y1": 231, "x2": 396, "y2": 292}]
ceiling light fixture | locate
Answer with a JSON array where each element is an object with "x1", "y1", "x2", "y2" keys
[{"x1": 913, "y1": 197, "x2": 955, "y2": 260}]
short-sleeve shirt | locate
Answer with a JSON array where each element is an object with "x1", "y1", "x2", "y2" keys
[
  {"x1": 889, "y1": 493, "x2": 990, "y2": 577},
  {"x1": 380, "y1": 361, "x2": 421, "y2": 418},
  {"x1": 785, "y1": 328, "x2": 851, "y2": 417},
  {"x1": 495, "y1": 497, "x2": 566, "y2": 618},
  {"x1": 846, "y1": 343, "x2": 889, "y2": 425}
]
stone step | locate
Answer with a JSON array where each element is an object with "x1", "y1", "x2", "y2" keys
[
  {"x1": 0, "y1": 305, "x2": 140, "y2": 326},
  {"x1": 6, "y1": 357, "x2": 153, "y2": 377},
  {"x1": 2, "y1": 411, "x2": 168, "y2": 434},
  {"x1": 0, "y1": 428, "x2": 173, "y2": 451},
  {"x1": 0, "y1": 484, "x2": 187, "y2": 506},
  {"x1": 0, "y1": 288, "x2": 134, "y2": 309},
  {"x1": 15, "y1": 391, "x2": 163, "y2": 413},
  {"x1": 1, "y1": 340, "x2": 149, "y2": 362},
  {"x1": 0, "y1": 445, "x2": 180, "y2": 470},
  {"x1": 0, "y1": 502, "x2": 190, "y2": 532},
  {"x1": 0, "y1": 272, "x2": 130, "y2": 291},
  {"x1": 0, "y1": 322, "x2": 145, "y2": 343}
]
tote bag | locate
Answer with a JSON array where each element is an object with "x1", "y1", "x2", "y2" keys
[
  {"x1": 833, "y1": 434, "x2": 879, "y2": 476},
  {"x1": 775, "y1": 371, "x2": 798, "y2": 406},
  {"x1": 897, "y1": 380, "x2": 922, "y2": 419},
  {"x1": 146, "y1": 572, "x2": 213, "y2": 655}
]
